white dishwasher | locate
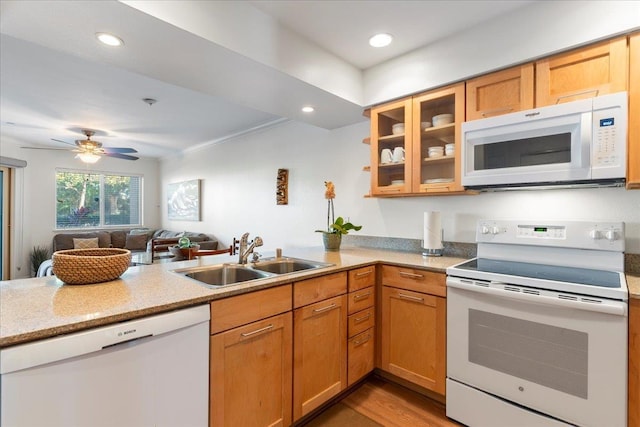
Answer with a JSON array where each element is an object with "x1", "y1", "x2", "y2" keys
[{"x1": 0, "y1": 304, "x2": 210, "y2": 427}]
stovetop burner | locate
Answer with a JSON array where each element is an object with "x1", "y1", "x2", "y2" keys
[{"x1": 456, "y1": 258, "x2": 622, "y2": 289}]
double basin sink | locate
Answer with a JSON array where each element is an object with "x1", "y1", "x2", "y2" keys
[{"x1": 173, "y1": 257, "x2": 334, "y2": 288}]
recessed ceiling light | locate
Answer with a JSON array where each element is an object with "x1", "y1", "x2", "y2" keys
[
  {"x1": 369, "y1": 33, "x2": 393, "y2": 48},
  {"x1": 96, "y1": 32, "x2": 124, "y2": 47},
  {"x1": 302, "y1": 106, "x2": 315, "y2": 113}
]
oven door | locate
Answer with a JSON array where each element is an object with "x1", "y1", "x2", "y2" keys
[{"x1": 446, "y1": 277, "x2": 628, "y2": 427}]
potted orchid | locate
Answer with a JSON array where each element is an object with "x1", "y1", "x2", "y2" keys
[{"x1": 315, "y1": 181, "x2": 362, "y2": 251}]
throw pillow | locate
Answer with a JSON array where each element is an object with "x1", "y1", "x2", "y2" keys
[
  {"x1": 125, "y1": 233, "x2": 148, "y2": 251},
  {"x1": 73, "y1": 237, "x2": 99, "y2": 249}
]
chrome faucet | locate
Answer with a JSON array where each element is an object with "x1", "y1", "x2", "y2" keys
[{"x1": 238, "y1": 232, "x2": 263, "y2": 264}]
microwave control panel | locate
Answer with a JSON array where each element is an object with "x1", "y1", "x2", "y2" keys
[{"x1": 591, "y1": 92, "x2": 627, "y2": 175}]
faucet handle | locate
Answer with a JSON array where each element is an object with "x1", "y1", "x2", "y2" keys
[
  {"x1": 254, "y1": 236, "x2": 264, "y2": 247},
  {"x1": 251, "y1": 252, "x2": 262, "y2": 263}
]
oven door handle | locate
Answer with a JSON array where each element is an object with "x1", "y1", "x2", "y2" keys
[{"x1": 447, "y1": 278, "x2": 627, "y2": 316}]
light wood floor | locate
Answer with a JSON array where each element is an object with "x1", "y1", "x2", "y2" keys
[{"x1": 307, "y1": 377, "x2": 463, "y2": 427}]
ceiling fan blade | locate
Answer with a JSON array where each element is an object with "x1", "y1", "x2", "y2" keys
[
  {"x1": 104, "y1": 152, "x2": 139, "y2": 161},
  {"x1": 102, "y1": 147, "x2": 138, "y2": 154},
  {"x1": 21, "y1": 146, "x2": 72, "y2": 151},
  {"x1": 51, "y1": 138, "x2": 77, "y2": 147}
]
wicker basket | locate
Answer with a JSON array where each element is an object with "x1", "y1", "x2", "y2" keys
[{"x1": 52, "y1": 248, "x2": 132, "y2": 285}]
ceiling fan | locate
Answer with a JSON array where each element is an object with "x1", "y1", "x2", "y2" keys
[{"x1": 22, "y1": 129, "x2": 139, "y2": 163}]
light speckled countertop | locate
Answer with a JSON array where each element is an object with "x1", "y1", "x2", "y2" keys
[
  {"x1": 0, "y1": 246, "x2": 465, "y2": 347},
  {"x1": 2, "y1": 246, "x2": 637, "y2": 348}
]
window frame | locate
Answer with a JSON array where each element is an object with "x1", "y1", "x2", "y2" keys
[{"x1": 54, "y1": 168, "x2": 144, "y2": 231}]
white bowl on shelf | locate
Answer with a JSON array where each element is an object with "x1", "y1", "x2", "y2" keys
[
  {"x1": 392, "y1": 123, "x2": 405, "y2": 135},
  {"x1": 432, "y1": 114, "x2": 453, "y2": 127},
  {"x1": 428, "y1": 146, "x2": 444, "y2": 158}
]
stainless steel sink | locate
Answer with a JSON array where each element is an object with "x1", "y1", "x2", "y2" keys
[
  {"x1": 172, "y1": 257, "x2": 334, "y2": 288},
  {"x1": 174, "y1": 264, "x2": 275, "y2": 287},
  {"x1": 251, "y1": 257, "x2": 333, "y2": 274}
]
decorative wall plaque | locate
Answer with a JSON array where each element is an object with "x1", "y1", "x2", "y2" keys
[{"x1": 276, "y1": 169, "x2": 288, "y2": 205}]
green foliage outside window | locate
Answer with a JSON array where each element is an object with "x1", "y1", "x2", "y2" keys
[{"x1": 55, "y1": 170, "x2": 142, "y2": 229}]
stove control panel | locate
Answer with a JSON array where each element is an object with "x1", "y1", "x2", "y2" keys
[{"x1": 476, "y1": 220, "x2": 625, "y2": 251}]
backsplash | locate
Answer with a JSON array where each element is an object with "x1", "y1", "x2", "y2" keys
[{"x1": 343, "y1": 235, "x2": 477, "y2": 259}]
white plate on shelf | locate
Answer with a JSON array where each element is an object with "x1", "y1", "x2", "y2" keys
[
  {"x1": 424, "y1": 178, "x2": 454, "y2": 184},
  {"x1": 390, "y1": 180, "x2": 405, "y2": 185}
]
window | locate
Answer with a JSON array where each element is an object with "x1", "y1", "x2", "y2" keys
[{"x1": 56, "y1": 170, "x2": 142, "y2": 229}]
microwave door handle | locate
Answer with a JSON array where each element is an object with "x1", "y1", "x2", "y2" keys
[{"x1": 447, "y1": 278, "x2": 626, "y2": 316}]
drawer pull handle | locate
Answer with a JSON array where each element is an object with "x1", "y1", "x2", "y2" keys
[
  {"x1": 241, "y1": 324, "x2": 274, "y2": 337},
  {"x1": 354, "y1": 335, "x2": 371, "y2": 346},
  {"x1": 354, "y1": 291, "x2": 371, "y2": 300},
  {"x1": 313, "y1": 303, "x2": 337, "y2": 313},
  {"x1": 354, "y1": 313, "x2": 371, "y2": 323},
  {"x1": 355, "y1": 270, "x2": 373, "y2": 277},
  {"x1": 398, "y1": 293, "x2": 424, "y2": 302},
  {"x1": 399, "y1": 271, "x2": 424, "y2": 280}
]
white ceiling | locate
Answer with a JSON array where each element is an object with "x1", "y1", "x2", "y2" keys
[{"x1": 0, "y1": 0, "x2": 534, "y2": 159}]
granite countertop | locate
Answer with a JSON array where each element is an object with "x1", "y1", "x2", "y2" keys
[
  {"x1": 2, "y1": 246, "x2": 637, "y2": 348},
  {"x1": 0, "y1": 246, "x2": 465, "y2": 348}
]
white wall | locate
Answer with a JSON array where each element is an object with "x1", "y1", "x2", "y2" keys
[
  {"x1": 1, "y1": 136, "x2": 161, "y2": 278},
  {"x1": 160, "y1": 120, "x2": 640, "y2": 254},
  {"x1": 364, "y1": 1, "x2": 640, "y2": 105}
]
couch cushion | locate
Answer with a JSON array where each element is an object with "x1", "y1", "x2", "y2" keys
[
  {"x1": 110, "y1": 230, "x2": 127, "y2": 248},
  {"x1": 53, "y1": 232, "x2": 111, "y2": 252},
  {"x1": 125, "y1": 234, "x2": 148, "y2": 251},
  {"x1": 73, "y1": 237, "x2": 99, "y2": 249}
]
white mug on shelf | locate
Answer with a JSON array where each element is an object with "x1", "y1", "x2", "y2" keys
[
  {"x1": 380, "y1": 148, "x2": 393, "y2": 164},
  {"x1": 392, "y1": 147, "x2": 405, "y2": 163}
]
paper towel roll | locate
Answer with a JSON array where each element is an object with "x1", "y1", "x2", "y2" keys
[{"x1": 423, "y1": 211, "x2": 443, "y2": 250}]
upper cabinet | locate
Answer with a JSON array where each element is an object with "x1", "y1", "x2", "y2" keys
[
  {"x1": 628, "y1": 32, "x2": 640, "y2": 189},
  {"x1": 465, "y1": 64, "x2": 534, "y2": 121},
  {"x1": 536, "y1": 36, "x2": 628, "y2": 106},
  {"x1": 369, "y1": 83, "x2": 466, "y2": 197},
  {"x1": 366, "y1": 33, "x2": 637, "y2": 196},
  {"x1": 370, "y1": 98, "x2": 412, "y2": 196}
]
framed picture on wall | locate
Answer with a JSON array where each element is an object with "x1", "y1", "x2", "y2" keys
[{"x1": 167, "y1": 179, "x2": 201, "y2": 221}]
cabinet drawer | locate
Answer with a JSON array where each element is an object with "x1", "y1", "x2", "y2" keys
[
  {"x1": 348, "y1": 265, "x2": 376, "y2": 291},
  {"x1": 294, "y1": 272, "x2": 347, "y2": 308},
  {"x1": 348, "y1": 328, "x2": 375, "y2": 386},
  {"x1": 348, "y1": 286, "x2": 375, "y2": 315},
  {"x1": 210, "y1": 285, "x2": 292, "y2": 334},
  {"x1": 348, "y1": 307, "x2": 375, "y2": 338},
  {"x1": 381, "y1": 265, "x2": 445, "y2": 297}
]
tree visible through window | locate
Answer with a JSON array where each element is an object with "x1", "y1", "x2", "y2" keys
[{"x1": 56, "y1": 170, "x2": 142, "y2": 229}]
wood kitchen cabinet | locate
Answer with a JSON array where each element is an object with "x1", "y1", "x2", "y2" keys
[
  {"x1": 465, "y1": 63, "x2": 534, "y2": 120},
  {"x1": 628, "y1": 32, "x2": 640, "y2": 189},
  {"x1": 347, "y1": 266, "x2": 376, "y2": 386},
  {"x1": 536, "y1": 36, "x2": 628, "y2": 106},
  {"x1": 293, "y1": 272, "x2": 348, "y2": 421},
  {"x1": 370, "y1": 98, "x2": 413, "y2": 196},
  {"x1": 379, "y1": 265, "x2": 446, "y2": 395},
  {"x1": 369, "y1": 83, "x2": 467, "y2": 196},
  {"x1": 209, "y1": 285, "x2": 292, "y2": 427}
]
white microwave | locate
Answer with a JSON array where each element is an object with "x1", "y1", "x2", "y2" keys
[{"x1": 461, "y1": 91, "x2": 627, "y2": 190}]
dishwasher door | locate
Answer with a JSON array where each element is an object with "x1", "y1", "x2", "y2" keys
[{"x1": 1, "y1": 304, "x2": 210, "y2": 427}]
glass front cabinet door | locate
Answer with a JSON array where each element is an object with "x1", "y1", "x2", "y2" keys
[
  {"x1": 370, "y1": 98, "x2": 412, "y2": 196},
  {"x1": 411, "y1": 83, "x2": 465, "y2": 194}
]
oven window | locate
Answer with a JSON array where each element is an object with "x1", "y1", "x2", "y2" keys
[
  {"x1": 469, "y1": 309, "x2": 588, "y2": 399},
  {"x1": 474, "y1": 133, "x2": 571, "y2": 170}
]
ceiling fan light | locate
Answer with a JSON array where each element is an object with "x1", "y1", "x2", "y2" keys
[{"x1": 77, "y1": 152, "x2": 101, "y2": 164}]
